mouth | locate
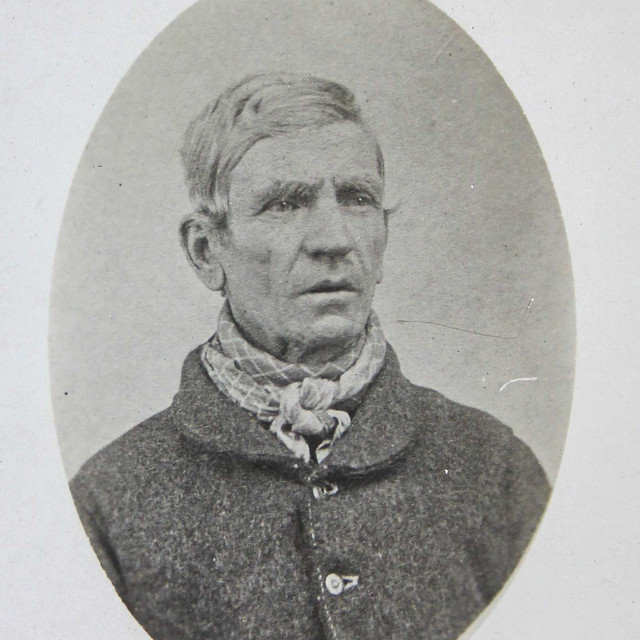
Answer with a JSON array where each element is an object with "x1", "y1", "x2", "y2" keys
[{"x1": 302, "y1": 278, "x2": 357, "y2": 295}]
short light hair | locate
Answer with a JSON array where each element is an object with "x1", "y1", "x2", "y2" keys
[{"x1": 181, "y1": 72, "x2": 385, "y2": 228}]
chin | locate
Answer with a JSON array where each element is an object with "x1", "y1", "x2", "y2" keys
[{"x1": 303, "y1": 311, "x2": 366, "y2": 348}]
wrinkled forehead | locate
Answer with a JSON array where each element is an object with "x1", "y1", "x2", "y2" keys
[{"x1": 229, "y1": 121, "x2": 383, "y2": 197}]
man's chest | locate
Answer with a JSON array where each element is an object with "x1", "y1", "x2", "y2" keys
[{"x1": 112, "y1": 460, "x2": 490, "y2": 640}]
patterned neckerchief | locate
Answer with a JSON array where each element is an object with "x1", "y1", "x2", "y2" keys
[{"x1": 201, "y1": 301, "x2": 387, "y2": 463}]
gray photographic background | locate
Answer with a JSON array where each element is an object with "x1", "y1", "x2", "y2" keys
[{"x1": 49, "y1": 0, "x2": 574, "y2": 481}]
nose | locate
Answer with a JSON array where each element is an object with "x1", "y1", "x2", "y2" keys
[{"x1": 302, "y1": 193, "x2": 354, "y2": 259}]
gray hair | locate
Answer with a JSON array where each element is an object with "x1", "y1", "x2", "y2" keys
[{"x1": 181, "y1": 72, "x2": 385, "y2": 228}]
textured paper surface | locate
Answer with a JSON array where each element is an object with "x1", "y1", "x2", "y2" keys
[{"x1": 2, "y1": 1, "x2": 639, "y2": 639}]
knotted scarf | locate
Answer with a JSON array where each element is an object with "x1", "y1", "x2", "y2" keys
[{"x1": 201, "y1": 302, "x2": 387, "y2": 463}]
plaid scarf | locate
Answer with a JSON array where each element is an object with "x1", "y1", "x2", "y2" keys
[{"x1": 201, "y1": 302, "x2": 387, "y2": 463}]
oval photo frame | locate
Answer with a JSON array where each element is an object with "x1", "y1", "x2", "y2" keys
[{"x1": 50, "y1": 1, "x2": 575, "y2": 638}]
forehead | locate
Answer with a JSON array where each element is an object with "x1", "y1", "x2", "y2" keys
[{"x1": 229, "y1": 122, "x2": 381, "y2": 194}]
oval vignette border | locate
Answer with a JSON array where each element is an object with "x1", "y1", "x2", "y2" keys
[{"x1": 49, "y1": 2, "x2": 575, "y2": 637}]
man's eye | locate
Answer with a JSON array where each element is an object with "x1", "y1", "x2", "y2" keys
[
  {"x1": 342, "y1": 192, "x2": 376, "y2": 207},
  {"x1": 262, "y1": 197, "x2": 304, "y2": 213},
  {"x1": 272, "y1": 200, "x2": 295, "y2": 211}
]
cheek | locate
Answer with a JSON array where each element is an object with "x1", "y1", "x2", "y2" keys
[
  {"x1": 361, "y1": 220, "x2": 387, "y2": 286},
  {"x1": 363, "y1": 218, "x2": 387, "y2": 263},
  {"x1": 376, "y1": 225, "x2": 388, "y2": 256},
  {"x1": 228, "y1": 226, "x2": 274, "y2": 268}
]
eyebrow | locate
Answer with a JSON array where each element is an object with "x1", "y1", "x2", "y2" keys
[
  {"x1": 333, "y1": 176, "x2": 384, "y2": 201},
  {"x1": 250, "y1": 175, "x2": 385, "y2": 211},
  {"x1": 251, "y1": 179, "x2": 324, "y2": 209}
]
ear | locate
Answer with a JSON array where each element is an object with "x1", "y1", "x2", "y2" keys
[{"x1": 179, "y1": 211, "x2": 226, "y2": 293}]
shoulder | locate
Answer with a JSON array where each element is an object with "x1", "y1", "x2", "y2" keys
[
  {"x1": 69, "y1": 405, "x2": 180, "y2": 512},
  {"x1": 375, "y1": 346, "x2": 549, "y2": 488},
  {"x1": 70, "y1": 347, "x2": 207, "y2": 494},
  {"x1": 406, "y1": 381, "x2": 550, "y2": 492}
]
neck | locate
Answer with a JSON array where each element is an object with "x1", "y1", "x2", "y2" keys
[
  {"x1": 227, "y1": 307, "x2": 365, "y2": 367},
  {"x1": 278, "y1": 333, "x2": 365, "y2": 367}
]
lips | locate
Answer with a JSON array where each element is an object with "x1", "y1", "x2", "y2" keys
[{"x1": 302, "y1": 278, "x2": 356, "y2": 294}]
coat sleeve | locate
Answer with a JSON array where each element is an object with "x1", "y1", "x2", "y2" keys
[
  {"x1": 69, "y1": 471, "x2": 128, "y2": 601},
  {"x1": 445, "y1": 401, "x2": 552, "y2": 602},
  {"x1": 485, "y1": 428, "x2": 550, "y2": 600},
  {"x1": 502, "y1": 432, "x2": 551, "y2": 563}
]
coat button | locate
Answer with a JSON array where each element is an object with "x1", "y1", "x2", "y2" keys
[
  {"x1": 325, "y1": 573, "x2": 359, "y2": 596},
  {"x1": 312, "y1": 482, "x2": 339, "y2": 500},
  {"x1": 325, "y1": 573, "x2": 344, "y2": 595}
]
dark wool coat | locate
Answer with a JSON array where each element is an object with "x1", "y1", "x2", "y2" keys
[{"x1": 70, "y1": 345, "x2": 550, "y2": 640}]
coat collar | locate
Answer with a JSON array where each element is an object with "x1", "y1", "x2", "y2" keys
[{"x1": 171, "y1": 343, "x2": 428, "y2": 481}]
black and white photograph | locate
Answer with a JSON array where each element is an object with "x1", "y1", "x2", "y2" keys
[
  {"x1": 2, "y1": 1, "x2": 639, "y2": 639},
  {"x1": 51, "y1": 2, "x2": 574, "y2": 638}
]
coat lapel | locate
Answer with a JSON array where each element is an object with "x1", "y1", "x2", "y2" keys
[{"x1": 172, "y1": 343, "x2": 430, "y2": 479}]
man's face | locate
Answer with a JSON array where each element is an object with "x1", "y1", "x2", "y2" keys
[{"x1": 218, "y1": 121, "x2": 387, "y2": 364}]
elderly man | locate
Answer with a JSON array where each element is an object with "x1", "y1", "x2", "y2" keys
[{"x1": 71, "y1": 73, "x2": 550, "y2": 640}]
